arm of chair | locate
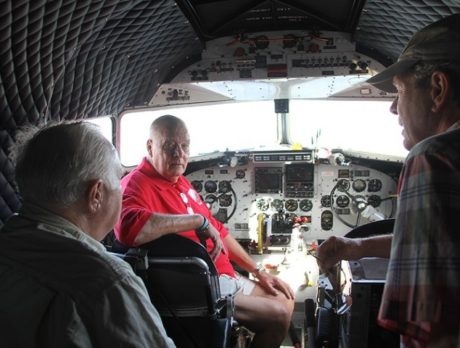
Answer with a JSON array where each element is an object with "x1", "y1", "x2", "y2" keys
[{"x1": 123, "y1": 248, "x2": 149, "y2": 276}]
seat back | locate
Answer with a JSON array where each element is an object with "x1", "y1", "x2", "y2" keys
[
  {"x1": 146, "y1": 256, "x2": 219, "y2": 317},
  {"x1": 117, "y1": 234, "x2": 233, "y2": 348}
]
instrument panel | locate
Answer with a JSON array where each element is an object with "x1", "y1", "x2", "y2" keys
[
  {"x1": 149, "y1": 30, "x2": 392, "y2": 108},
  {"x1": 186, "y1": 150, "x2": 398, "y2": 246}
]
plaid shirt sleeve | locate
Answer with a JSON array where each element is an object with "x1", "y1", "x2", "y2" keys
[{"x1": 378, "y1": 126, "x2": 460, "y2": 346}]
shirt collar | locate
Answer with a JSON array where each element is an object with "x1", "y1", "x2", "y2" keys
[
  {"x1": 447, "y1": 120, "x2": 460, "y2": 131},
  {"x1": 19, "y1": 202, "x2": 106, "y2": 253}
]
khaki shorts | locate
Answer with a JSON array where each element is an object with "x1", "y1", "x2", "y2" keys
[{"x1": 219, "y1": 273, "x2": 255, "y2": 296}]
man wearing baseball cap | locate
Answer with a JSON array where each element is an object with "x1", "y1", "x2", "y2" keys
[{"x1": 317, "y1": 13, "x2": 460, "y2": 347}]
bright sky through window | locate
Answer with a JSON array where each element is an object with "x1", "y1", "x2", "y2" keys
[{"x1": 118, "y1": 100, "x2": 408, "y2": 167}]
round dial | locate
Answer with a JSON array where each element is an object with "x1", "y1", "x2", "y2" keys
[
  {"x1": 204, "y1": 194, "x2": 217, "y2": 205},
  {"x1": 299, "y1": 199, "x2": 313, "y2": 212},
  {"x1": 256, "y1": 198, "x2": 269, "y2": 211},
  {"x1": 352, "y1": 179, "x2": 366, "y2": 192},
  {"x1": 321, "y1": 195, "x2": 333, "y2": 207},
  {"x1": 336, "y1": 195, "x2": 350, "y2": 208},
  {"x1": 271, "y1": 198, "x2": 284, "y2": 211},
  {"x1": 337, "y1": 179, "x2": 350, "y2": 192},
  {"x1": 219, "y1": 194, "x2": 233, "y2": 207},
  {"x1": 204, "y1": 180, "x2": 217, "y2": 193},
  {"x1": 367, "y1": 195, "x2": 381, "y2": 207},
  {"x1": 235, "y1": 169, "x2": 245, "y2": 179},
  {"x1": 218, "y1": 180, "x2": 231, "y2": 193},
  {"x1": 368, "y1": 179, "x2": 383, "y2": 192},
  {"x1": 284, "y1": 199, "x2": 298, "y2": 212},
  {"x1": 191, "y1": 180, "x2": 202, "y2": 192}
]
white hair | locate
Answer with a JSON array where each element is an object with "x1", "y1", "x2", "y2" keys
[{"x1": 14, "y1": 121, "x2": 121, "y2": 207}]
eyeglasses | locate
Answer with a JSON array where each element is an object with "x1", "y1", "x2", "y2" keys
[{"x1": 162, "y1": 142, "x2": 190, "y2": 156}]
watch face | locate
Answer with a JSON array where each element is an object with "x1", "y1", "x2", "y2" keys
[{"x1": 253, "y1": 262, "x2": 263, "y2": 273}]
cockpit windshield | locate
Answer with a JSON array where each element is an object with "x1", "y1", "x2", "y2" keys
[{"x1": 119, "y1": 99, "x2": 407, "y2": 167}]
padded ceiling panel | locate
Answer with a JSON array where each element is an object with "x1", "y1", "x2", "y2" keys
[
  {"x1": 356, "y1": 0, "x2": 460, "y2": 62},
  {"x1": 0, "y1": 0, "x2": 202, "y2": 224},
  {"x1": 0, "y1": 0, "x2": 201, "y2": 133},
  {"x1": 0, "y1": 130, "x2": 20, "y2": 227}
]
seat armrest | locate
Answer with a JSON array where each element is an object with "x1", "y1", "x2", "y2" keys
[
  {"x1": 216, "y1": 294, "x2": 234, "y2": 320},
  {"x1": 123, "y1": 248, "x2": 149, "y2": 272}
]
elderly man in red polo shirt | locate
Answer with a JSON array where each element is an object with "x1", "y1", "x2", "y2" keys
[{"x1": 115, "y1": 114, "x2": 294, "y2": 348}]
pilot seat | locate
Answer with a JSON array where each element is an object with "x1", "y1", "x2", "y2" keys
[{"x1": 110, "y1": 234, "x2": 236, "y2": 348}]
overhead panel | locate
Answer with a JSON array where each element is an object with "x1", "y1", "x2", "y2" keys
[
  {"x1": 177, "y1": 0, "x2": 366, "y2": 37},
  {"x1": 150, "y1": 30, "x2": 392, "y2": 106}
]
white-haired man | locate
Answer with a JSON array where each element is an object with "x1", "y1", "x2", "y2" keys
[{"x1": 0, "y1": 122, "x2": 175, "y2": 347}]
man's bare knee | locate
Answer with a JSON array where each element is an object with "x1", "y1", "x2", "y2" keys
[
  {"x1": 267, "y1": 300, "x2": 291, "y2": 331},
  {"x1": 235, "y1": 295, "x2": 290, "y2": 330},
  {"x1": 234, "y1": 294, "x2": 293, "y2": 348},
  {"x1": 258, "y1": 291, "x2": 294, "y2": 328},
  {"x1": 246, "y1": 299, "x2": 292, "y2": 334}
]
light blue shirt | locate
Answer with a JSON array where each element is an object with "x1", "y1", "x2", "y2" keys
[{"x1": 0, "y1": 203, "x2": 175, "y2": 347}]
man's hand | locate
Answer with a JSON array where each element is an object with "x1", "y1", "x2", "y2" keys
[
  {"x1": 195, "y1": 223, "x2": 226, "y2": 261},
  {"x1": 316, "y1": 236, "x2": 360, "y2": 273},
  {"x1": 254, "y1": 271, "x2": 295, "y2": 300}
]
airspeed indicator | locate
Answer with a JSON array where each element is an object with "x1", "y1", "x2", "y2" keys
[{"x1": 299, "y1": 199, "x2": 313, "y2": 212}]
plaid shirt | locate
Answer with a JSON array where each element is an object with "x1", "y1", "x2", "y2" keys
[{"x1": 378, "y1": 123, "x2": 460, "y2": 347}]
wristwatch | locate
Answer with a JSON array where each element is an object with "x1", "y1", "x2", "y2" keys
[
  {"x1": 197, "y1": 215, "x2": 209, "y2": 232},
  {"x1": 252, "y1": 262, "x2": 264, "y2": 274}
]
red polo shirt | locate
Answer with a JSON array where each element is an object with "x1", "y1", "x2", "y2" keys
[{"x1": 114, "y1": 157, "x2": 235, "y2": 277}]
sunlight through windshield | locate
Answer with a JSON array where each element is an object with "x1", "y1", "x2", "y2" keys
[
  {"x1": 289, "y1": 100, "x2": 407, "y2": 157},
  {"x1": 119, "y1": 100, "x2": 408, "y2": 167}
]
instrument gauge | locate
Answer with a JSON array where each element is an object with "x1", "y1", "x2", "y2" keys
[
  {"x1": 204, "y1": 180, "x2": 217, "y2": 193},
  {"x1": 284, "y1": 199, "x2": 298, "y2": 212},
  {"x1": 336, "y1": 195, "x2": 350, "y2": 208},
  {"x1": 191, "y1": 180, "x2": 202, "y2": 193},
  {"x1": 256, "y1": 198, "x2": 269, "y2": 211},
  {"x1": 321, "y1": 195, "x2": 333, "y2": 208},
  {"x1": 367, "y1": 195, "x2": 381, "y2": 207},
  {"x1": 352, "y1": 179, "x2": 366, "y2": 192},
  {"x1": 271, "y1": 199, "x2": 284, "y2": 211},
  {"x1": 321, "y1": 210, "x2": 333, "y2": 230},
  {"x1": 299, "y1": 199, "x2": 313, "y2": 212},
  {"x1": 204, "y1": 194, "x2": 217, "y2": 206},
  {"x1": 235, "y1": 169, "x2": 245, "y2": 179},
  {"x1": 368, "y1": 179, "x2": 383, "y2": 192},
  {"x1": 218, "y1": 180, "x2": 231, "y2": 193},
  {"x1": 337, "y1": 179, "x2": 350, "y2": 192},
  {"x1": 218, "y1": 194, "x2": 233, "y2": 207}
]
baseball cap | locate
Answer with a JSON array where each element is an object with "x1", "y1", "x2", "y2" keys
[{"x1": 367, "y1": 13, "x2": 460, "y2": 93}]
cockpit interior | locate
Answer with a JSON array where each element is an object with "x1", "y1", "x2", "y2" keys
[{"x1": 1, "y1": 1, "x2": 459, "y2": 347}]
